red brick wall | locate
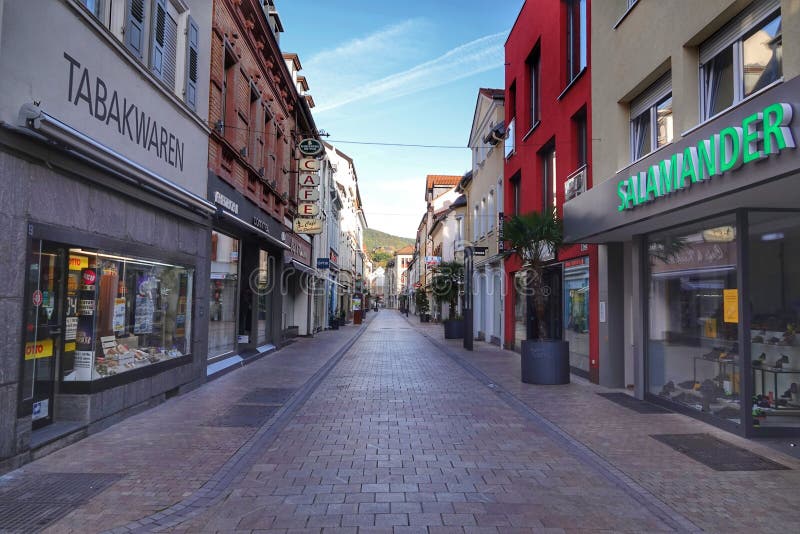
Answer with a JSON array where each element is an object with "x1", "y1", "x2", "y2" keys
[{"x1": 208, "y1": 0, "x2": 300, "y2": 223}]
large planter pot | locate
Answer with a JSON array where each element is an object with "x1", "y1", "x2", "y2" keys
[
  {"x1": 330, "y1": 318, "x2": 339, "y2": 330},
  {"x1": 443, "y1": 319, "x2": 465, "y2": 339},
  {"x1": 420, "y1": 313, "x2": 431, "y2": 323},
  {"x1": 521, "y1": 340, "x2": 570, "y2": 385}
]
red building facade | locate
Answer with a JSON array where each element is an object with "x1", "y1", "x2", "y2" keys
[{"x1": 503, "y1": 0, "x2": 599, "y2": 381}]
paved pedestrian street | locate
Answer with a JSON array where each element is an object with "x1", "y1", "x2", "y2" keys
[{"x1": 3, "y1": 312, "x2": 800, "y2": 533}]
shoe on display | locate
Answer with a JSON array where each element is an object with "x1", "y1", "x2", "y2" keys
[
  {"x1": 752, "y1": 335, "x2": 765, "y2": 344},
  {"x1": 659, "y1": 381, "x2": 675, "y2": 396},
  {"x1": 752, "y1": 352, "x2": 766, "y2": 366},
  {"x1": 772, "y1": 354, "x2": 790, "y2": 369},
  {"x1": 702, "y1": 349, "x2": 721, "y2": 361},
  {"x1": 678, "y1": 380, "x2": 697, "y2": 390}
]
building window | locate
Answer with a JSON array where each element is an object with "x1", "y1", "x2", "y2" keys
[
  {"x1": 222, "y1": 44, "x2": 237, "y2": 142},
  {"x1": 473, "y1": 205, "x2": 479, "y2": 241},
  {"x1": 541, "y1": 145, "x2": 557, "y2": 211},
  {"x1": 574, "y1": 109, "x2": 587, "y2": 168},
  {"x1": 566, "y1": 0, "x2": 587, "y2": 83},
  {"x1": 455, "y1": 216, "x2": 464, "y2": 249},
  {"x1": 506, "y1": 82, "x2": 516, "y2": 158},
  {"x1": 700, "y1": 1, "x2": 781, "y2": 120},
  {"x1": 488, "y1": 190, "x2": 495, "y2": 231},
  {"x1": 527, "y1": 46, "x2": 540, "y2": 130},
  {"x1": 79, "y1": 0, "x2": 103, "y2": 18},
  {"x1": 630, "y1": 74, "x2": 672, "y2": 161},
  {"x1": 511, "y1": 175, "x2": 521, "y2": 216}
]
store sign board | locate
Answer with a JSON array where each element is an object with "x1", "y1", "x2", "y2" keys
[
  {"x1": 298, "y1": 138, "x2": 324, "y2": 156},
  {"x1": 617, "y1": 102, "x2": 795, "y2": 212},
  {"x1": 293, "y1": 217, "x2": 323, "y2": 234},
  {"x1": 298, "y1": 203, "x2": 319, "y2": 217},
  {"x1": 298, "y1": 173, "x2": 320, "y2": 187},
  {"x1": 0, "y1": 2, "x2": 208, "y2": 196},
  {"x1": 207, "y1": 173, "x2": 284, "y2": 237},
  {"x1": 298, "y1": 187, "x2": 320, "y2": 202},
  {"x1": 300, "y1": 157, "x2": 320, "y2": 171},
  {"x1": 316, "y1": 257, "x2": 330, "y2": 269},
  {"x1": 69, "y1": 255, "x2": 88, "y2": 270}
]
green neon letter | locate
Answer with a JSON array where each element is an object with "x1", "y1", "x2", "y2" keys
[
  {"x1": 681, "y1": 146, "x2": 698, "y2": 185},
  {"x1": 719, "y1": 126, "x2": 743, "y2": 173},
  {"x1": 658, "y1": 156, "x2": 675, "y2": 195},
  {"x1": 763, "y1": 103, "x2": 796, "y2": 154},
  {"x1": 697, "y1": 135, "x2": 720, "y2": 181},
  {"x1": 617, "y1": 179, "x2": 629, "y2": 211},
  {"x1": 742, "y1": 112, "x2": 765, "y2": 163},
  {"x1": 645, "y1": 165, "x2": 660, "y2": 201}
]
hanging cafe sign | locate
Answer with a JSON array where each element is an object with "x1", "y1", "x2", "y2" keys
[
  {"x1": 616, "y1": 102, "x2": 795, "y2": 212},
  {"x1": 293, "y1": 153, "x2": 323, "y2": 235}
]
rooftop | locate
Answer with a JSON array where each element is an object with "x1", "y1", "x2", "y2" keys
[{"x1": 425, "y1": 175, "x2": 461, "y2": 191}]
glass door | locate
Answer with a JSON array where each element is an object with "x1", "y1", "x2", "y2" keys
[{"x1": 22, "y1": 240, "x2": 65, "y2": 429}]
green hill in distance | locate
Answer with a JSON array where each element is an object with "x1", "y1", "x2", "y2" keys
[{"x1": 365, "y1": 228, "x2": 414, "y2": 267}]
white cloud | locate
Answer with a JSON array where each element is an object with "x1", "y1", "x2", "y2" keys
[{"x1": 314, "y1": 31, "x2": 506, "y2": 113}]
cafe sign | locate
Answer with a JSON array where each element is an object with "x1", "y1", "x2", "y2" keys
[{"x1": 617, "y1": 102, "x2": 795, "y2": 212}]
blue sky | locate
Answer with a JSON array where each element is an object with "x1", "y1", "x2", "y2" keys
[{"x1": 278, "y1": 0, "x2": 524, "y2": 238}]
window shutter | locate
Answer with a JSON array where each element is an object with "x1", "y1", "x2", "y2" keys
[
  {"x1": 150, "y1": 0, "x2": 167, "y2": 78},
  {"x1": 125, "y1": 0, "x2": 146, "y2": 59},
  {"x1": 699, "y1": 0, "x2": 779, "y2": 64},
  {"x1": 630, "y1": 72, "x2": 671, "y2": 119},
  {"x1": 185, "y1": 15, "x2": 199, "y2": 110}
]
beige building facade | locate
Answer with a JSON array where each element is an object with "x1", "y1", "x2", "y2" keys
[
  {"x1": 567, "y1": 0, "x2": 800, "y2": 436},
  {"x1": 464, "y1": 89, "x2": 505, "y2": 345}
]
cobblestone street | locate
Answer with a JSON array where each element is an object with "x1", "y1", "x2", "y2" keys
[{"x1": 2, "y1": 312, "x2": 800, "y2": 533}]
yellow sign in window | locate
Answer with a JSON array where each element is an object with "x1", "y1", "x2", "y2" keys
[
  {"x1": 723, "y1": 289, "x2": 739, "y2": 323},
  {"x1": 25, "y1": 339, "x2": 53, "y2": 360}
]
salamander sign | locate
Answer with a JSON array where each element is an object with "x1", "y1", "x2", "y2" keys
[{"x1": 617, "y1": 102, "x2": 795, "y2": 212}]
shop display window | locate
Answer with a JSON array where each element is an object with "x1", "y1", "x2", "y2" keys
[
  {"x1": 647, "y1": 216, "x2": 740, "y2": 423},
  {"x1": 748, "y1": 211, "x2": 800, "y2": 428},
  {"x1": 63, "y1": 248, "x2": 193, "y2": 382},
  {"x1": 564, "y1": 258, "x2": 590, "y2": 372},
  {"x1": 256, "y1": 249, "x2": 270, "y2": 344},
  {"x1": 513, "y1": 271, "x2": 527, "y2": 351},
  {"x1": 209, "y1": 231, "x2": 239, "y2": 358}
]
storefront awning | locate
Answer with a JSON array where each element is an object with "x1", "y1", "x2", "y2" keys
[
  {"x1": 220, "y1": 210, "x2": 290, "y2": 250},
  {"x1": 284, "y1": 259, "x2": 316, "y2": 277}
]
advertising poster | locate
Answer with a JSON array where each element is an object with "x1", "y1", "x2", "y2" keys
[
  {"x1": 73, "y1": 350, "x2": 94, "y2": 381},
  {"x1": 113, "y1": 298, "x2": 126, "y2": 333},
  {"x1": 134, "y1": 295, "x2": 154, "y2": 334}
]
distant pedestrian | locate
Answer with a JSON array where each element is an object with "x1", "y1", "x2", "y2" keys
[{"x1": 404, "y1": 306, "x2": 409, "y2": 317}]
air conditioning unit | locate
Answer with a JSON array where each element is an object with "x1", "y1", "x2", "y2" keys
[{"x1": 564, "y1": 165, "x2": 587, "y2": 202}]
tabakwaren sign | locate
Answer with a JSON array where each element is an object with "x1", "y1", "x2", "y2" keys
[{"x1": 616, "y1": 102, "x2": 795, "y2": 212}]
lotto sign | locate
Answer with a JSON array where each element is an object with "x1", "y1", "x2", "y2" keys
[
  {"x1": 32, "y1": 290, "x2": 43, "y2": 307},
  {"x1": 298, "y1": 173, "x2": 320, "y2": 187},
  {"x1": 25, "y1": 339, "x2": 54, "y2": 360},
  {"x1": 300, "y1": 157, "x2": 320, "y2": 171}
]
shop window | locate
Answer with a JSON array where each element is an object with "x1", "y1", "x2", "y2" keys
[
  {"x1": 209, "y1": 231, "x2": 239, "y2": 359},
  {"x1": 700, "y1": 0, "x2": 781, "y2": 120},
  {"x1": 748, "y1": 211, "x2": 800, "y2": 429},
  {"x1": 648, "y1": 215, "x2": 740, "y2": 423},
  {"x1": 256, "y1": 250, "x2": 271, "y2": 344},
  {"x1": 21, "y1": 240, "x2": 194, "y2": 399},
  {"x1": 630, "y1": 73, "x2": 672, "y2": 161},
  {"x1": 564, "y1": 257, "x2": 590, "y2": 373},
  {"x1": 565, "y1": 0, "x2": 587, "y2": 83}
]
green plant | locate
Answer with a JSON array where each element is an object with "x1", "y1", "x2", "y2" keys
[
  {"x1": 502, "y1": 208, "x2": 564, "y2": 340},
  {"x1": 431, "y1": 260, "x2": 464, "y2": 320},
  {"x1": 414, "y1": 288, "x2": 430, "y2": 315}
]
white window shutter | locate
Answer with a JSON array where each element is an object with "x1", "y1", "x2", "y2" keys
[
  {"x1": 125, "y1": 0, "x2": 146, "y2": 60},
  {"x1": 185, "y1": 15, "x2": 199, "y2": 110}
]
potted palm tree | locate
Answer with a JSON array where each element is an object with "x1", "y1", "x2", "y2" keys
[
  {"x1": 432, "y1": 261, "x2": 465, "y2": 338},
  {"x1": 502, "y1": 209, "x2": 568, "y2": 384}
]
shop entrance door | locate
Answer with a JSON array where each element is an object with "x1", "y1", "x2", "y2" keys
[
  {"x1": 22, "y1": 241, "x2": 65, "y2": 429},
  {"x1": 528, "y1": 265, "x2": 563, "y2": 341}
]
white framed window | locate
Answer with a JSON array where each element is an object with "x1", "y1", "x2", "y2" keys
[
  {"x1": 630, "y1": 73, "x2": 672, "y2": 161},
  {"x1": 566, "y1": 0, "x2": 587, "y2": 83},
  {"x1": 700, "y1": 0, "x2": 781, "y2": 120},
  {"x1": 455, "y1": 216, "x2": 464, "y2": 250},
  {"x1": 473, "y1": 205, "x2": 479, "y2": 241},
  {"x1": 487, "y1": 190, "x2": 495, "y2": 231},
  {"x1": 480, "y1": 198, "x2": 487, "y2": 237}
]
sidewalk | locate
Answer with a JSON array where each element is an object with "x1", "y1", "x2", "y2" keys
[
  {"x1": 0, "y1": 319, "x2": 371, "y2": 534},
  {"x1": 406, "y1": 313, "x2": 800, "y2": 532}
]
